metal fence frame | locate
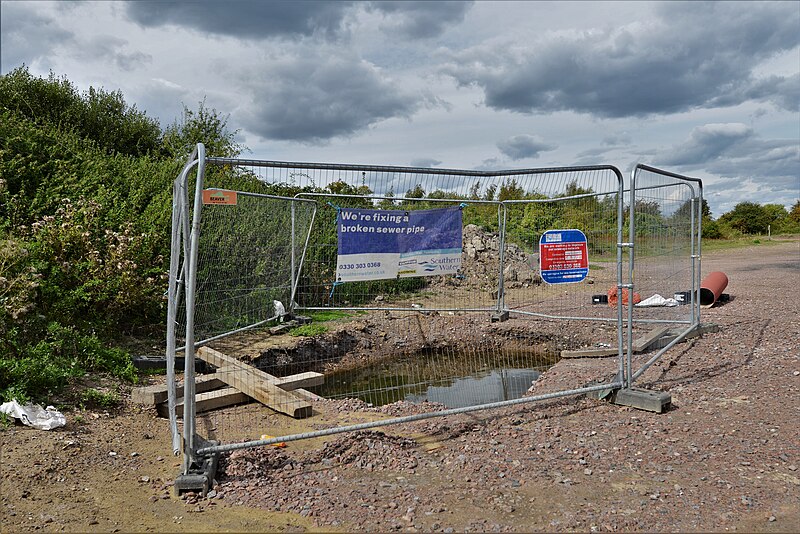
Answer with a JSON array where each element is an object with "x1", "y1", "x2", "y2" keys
[
  {"x1": 167, "y1": 145, "x2": 702, "y2": 465},
  {"x1": 627, "y1": 164, "x2": 704, "y2": 385}
]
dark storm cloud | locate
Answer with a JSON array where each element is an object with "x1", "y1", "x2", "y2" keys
[
  {"x1": 660, "y1": 124, "x2": 754, "y2": 167},
  {"x1": 659, "y1": 123, "x2": 800, "y2": 187},
  {"x1": 441, "y1": 1, "x2": 799, "y2": 118},
  {"x1": 124, "y1": 1, "x2": 473, "y2": 41},
  {"x1": 74, "y1": 36, "x2": 152, "y2": 72},
  {"x1": 125, "y1": 1, "x2": 355, "y2": 40},
  {"x1": 237, "y1": 51, "x2": 425, "y2": 142},
  {"x1": 367, "y1": 1, "x2": 474, "y2": 39},
  {"x1": 0, "y1": 3, "x2": 74, "y2": 72},
  {"x1": 497, "y1": 135, "x2": 556, "y2": 160}
]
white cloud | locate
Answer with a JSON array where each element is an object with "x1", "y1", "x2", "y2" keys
[
  {"x1": 0, "y1": 2, "x2": 74, "y2": 71},
  {"x1": 440, "y1": 2, "x2": 799, "y2": 118},
  {"x1": 1, "y1": 0, "x2": 798, "y2": 218}
]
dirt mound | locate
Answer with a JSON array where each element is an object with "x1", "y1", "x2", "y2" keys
[{"x1": 430, "y1": 224, "x2": 542, "y2": 291}]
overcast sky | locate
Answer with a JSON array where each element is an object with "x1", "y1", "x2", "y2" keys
[{"x1": 2, "y1": 0, "x2": 798, "y2": 216}]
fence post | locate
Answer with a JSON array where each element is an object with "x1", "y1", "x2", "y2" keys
[
  {"x1": 626, "y1": 167, "x2": 637, "y2": 388},
  {"x1": 290, "y1": 201, "x2": 296, "y2": 316},
  {"x1": 182, "y1": 143, "x2": 206, "y2": 474},
  {"x1": 493, "y1": 203, "x2": 509, "y2": 321}
]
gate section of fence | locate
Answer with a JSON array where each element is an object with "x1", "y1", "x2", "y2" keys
[
  {"x1": 167, "y1": 145, "x2": 640, "y2": 465},
  {"x1": 626, "y1": 164, "x2": 703, "y2": 385}
]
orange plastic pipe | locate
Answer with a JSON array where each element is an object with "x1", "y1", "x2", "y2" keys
[{"x1": 700, "y1": 271, "x2": 728, "y2": 307}]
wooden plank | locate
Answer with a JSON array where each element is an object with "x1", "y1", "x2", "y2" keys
[
  {"x1": 197, "y1": 346, "x2": 322, "y2": 398},
  {"x1": 632, "y1": 326, "x2": 672, "y2": 353},
  {"x1": 197, "y1": 347, "x2": 312, "y2": 419},
  {"x1": 561, "y1": 325, "x2": 676, "y2": 359},
  {"x1": 560, "y1": 347, "x2": 619, "y2": 359},
  {"x1": 132, "y1": 375, "x2": 227, "y2": 405},
  {"x1": 269, "y1": 320, "x2": 298, "y2": 335},
  {"x1": 196, "y1": 346, "x2": 257, "y2": 371},
  {"x1": 157, "y1": 387, "x2": 250, "y2": 418},
  {"x1": 291, "y1": 388, "x2": 323, "y2": 402},
  {"x1": 214, "y1": 366, "x2": 323, "y2": 390},
  {"x1": 213, "y1": 367, "x2": 312, "y2": 419},
  {"x1": 648, "y1": 323, "x2": 720, "y2": 351},
  {"x1": 274, "y1": 371, "x2": 324, "y2": 390}
]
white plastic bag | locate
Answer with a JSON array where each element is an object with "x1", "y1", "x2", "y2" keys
[
  {"x1": 0, "y1": 399, "x2": 66, "y2": 430},
  {"x1": 273, "y1": 300, "x2": 286, "y2": 321},
  {"x1": 635, "y1": 294, "x2": 679, "y2": 307}
]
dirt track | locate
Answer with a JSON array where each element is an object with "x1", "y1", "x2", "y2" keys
[{"x1": 1, "y1": 239, "x2": 798, "y2": 532}]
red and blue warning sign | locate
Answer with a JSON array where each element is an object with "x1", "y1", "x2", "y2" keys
[{"x1": 539, "y1": 229, "x2": 589, "y2": 284}]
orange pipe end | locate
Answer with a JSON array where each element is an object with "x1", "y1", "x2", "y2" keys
[{"x1": 700, "y1": 271, "x2": 729, "y2": 307}]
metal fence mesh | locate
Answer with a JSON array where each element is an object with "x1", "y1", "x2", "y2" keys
[
  {"x1": 630, "y1": 166, "x2": 701, "y2": 326},
  {"x1": 192, "y1": 191, "x2": 315, "y2": 342},
  {"x1": 167, "y1": 159, "x2": 629, "y2": 453}
]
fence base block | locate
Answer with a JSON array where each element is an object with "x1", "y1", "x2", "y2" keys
[
  {"x1": 611, "y1": 387, "x2": 671, "y2": 413},
  {"x1": 175, "y1": 436, "x2": 219, "y2": 497},
  {"x1": 491, "y1": 310, "x2": 509, "y2": 323}
]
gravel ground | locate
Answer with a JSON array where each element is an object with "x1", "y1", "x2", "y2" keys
[{"x1": 1, "y1": 239, "x2": 798, "y2": 532}]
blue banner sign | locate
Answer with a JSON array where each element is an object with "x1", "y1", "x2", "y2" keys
[
  {"x1": 539, "y1": 229, "x2": 589, "y2": 284},
  {"x1": 336, "y1": 207, "x2": 463, "y2": 282}
]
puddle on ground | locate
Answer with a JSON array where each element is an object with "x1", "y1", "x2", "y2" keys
[{"x1": 312, "y1": 349, "x2": 556, "y2": 409}]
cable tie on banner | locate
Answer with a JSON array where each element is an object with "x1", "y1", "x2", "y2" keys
[{"x1": 459, "y1": 202, "x2": 468, "y2": 210}]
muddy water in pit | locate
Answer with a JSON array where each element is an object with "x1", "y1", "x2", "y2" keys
[{"x1": 312, "y1": 349, "x2": 557, "y2": 408}]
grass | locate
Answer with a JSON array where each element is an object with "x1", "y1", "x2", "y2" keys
[
  {"x1": 80, "y1": 388, "x2": 120, "y2": 409},
  {"x1": 701, "y1": 234, "x2": 798, "y2": 253},
  {"x1": 306, "y1": 310, "x2": 355, "y2": 322},
  {"x1": 289, "y1": 324, "x2": 329, "y2": 337}
]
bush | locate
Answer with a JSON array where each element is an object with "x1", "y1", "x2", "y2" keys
[
  {"x1": 25, "y1": 197, "x2": 167, "y2": 333},
  {"x1": 0, "y1": 322, "x2": 136, "y2": 403}
]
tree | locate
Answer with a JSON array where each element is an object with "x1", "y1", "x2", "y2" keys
[
  {"x1": 498, "y1": 178, "x2": 524, "y2": 201},
  {"x1": 672, "y1": 198, "x2": 711, "y2": 221},
  {"x1": 378, "y1": 189, "x2": 396, "y2": 210},
  {"x1": 402, "y1": 184, "x2": 426, "y2": 206},
  {"x1": 483, "y1": 183, "x2": 497, "y2": 201},
  {"x1": 0, "y1": 66, "x2": 161, "y2": 157},
  {"x1": 468, "y1": 181, "x2": 482, "y2": 200},
  {"x1": 562, "y1": 180, "x2": 594, "y2": 198},
  {"x1": 161, "y1": 98, "x2": 242, "y2": 159},
  {"x1": 789, "y1": 201, "x2": 800, "y2": 224},
  {"x1": 762, "y1": 203, "x2": 788, "y2": 224},
  {"x1": 719, "y1": 202, "x2": 771, "y2": 234}
]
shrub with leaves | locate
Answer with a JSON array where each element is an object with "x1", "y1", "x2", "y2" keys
[{"x1": 25, "y1": 197, "x2": 166, "y2": 333}]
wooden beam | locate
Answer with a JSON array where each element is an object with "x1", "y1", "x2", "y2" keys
[
  {"x1": 198, "y1": 346, "x2": 322, "y2": 396},
  {"x1": 213, "y1": 367, "x2": 312, "y2": 419},
  {"x1": 197, "y1": 347, "x2": 313, "y2": 419},
  {"x1": 214, "y1": 366, "x2": 323, "y2": 390},
  {"x1": 157, "y1": 387, "x2": 249, "y2": 418},
  {"x1": 560, "y1": 347, "x2": 618, "y2": 359},
  {"x1": 632, "y1": 326, "x2": 672, "y2": 352},
  {"x1": 132, "y1": 375, "x2": 227, "y2": 405},
  {"x1": 274, "y1": 371, "x2": 324, "y2": 390},
  {"x1": 560, "y1": 324, "x2": 721, "y2": 359}
]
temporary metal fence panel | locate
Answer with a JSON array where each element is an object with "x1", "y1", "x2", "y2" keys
[
  {"x1": 184, "y1": 190, "x2": 316, "y2": 345},
  {"x1": 627, "y1": 164, "x2": 703, "y2": 384},
  {"x1": 168, "y1": 145, "x2": 708, "y2": 462},
  {"x1": 499, "y1": 170, "x2": 624, "y2": 324}
]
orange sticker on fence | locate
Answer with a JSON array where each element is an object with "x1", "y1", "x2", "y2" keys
[{"x1": 202, "y1": 189, "x2": 237, "y2": 205}]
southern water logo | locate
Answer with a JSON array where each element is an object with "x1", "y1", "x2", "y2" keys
[{"x1": 418, "y1": 260, "x2": 438, "y2": 272}]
